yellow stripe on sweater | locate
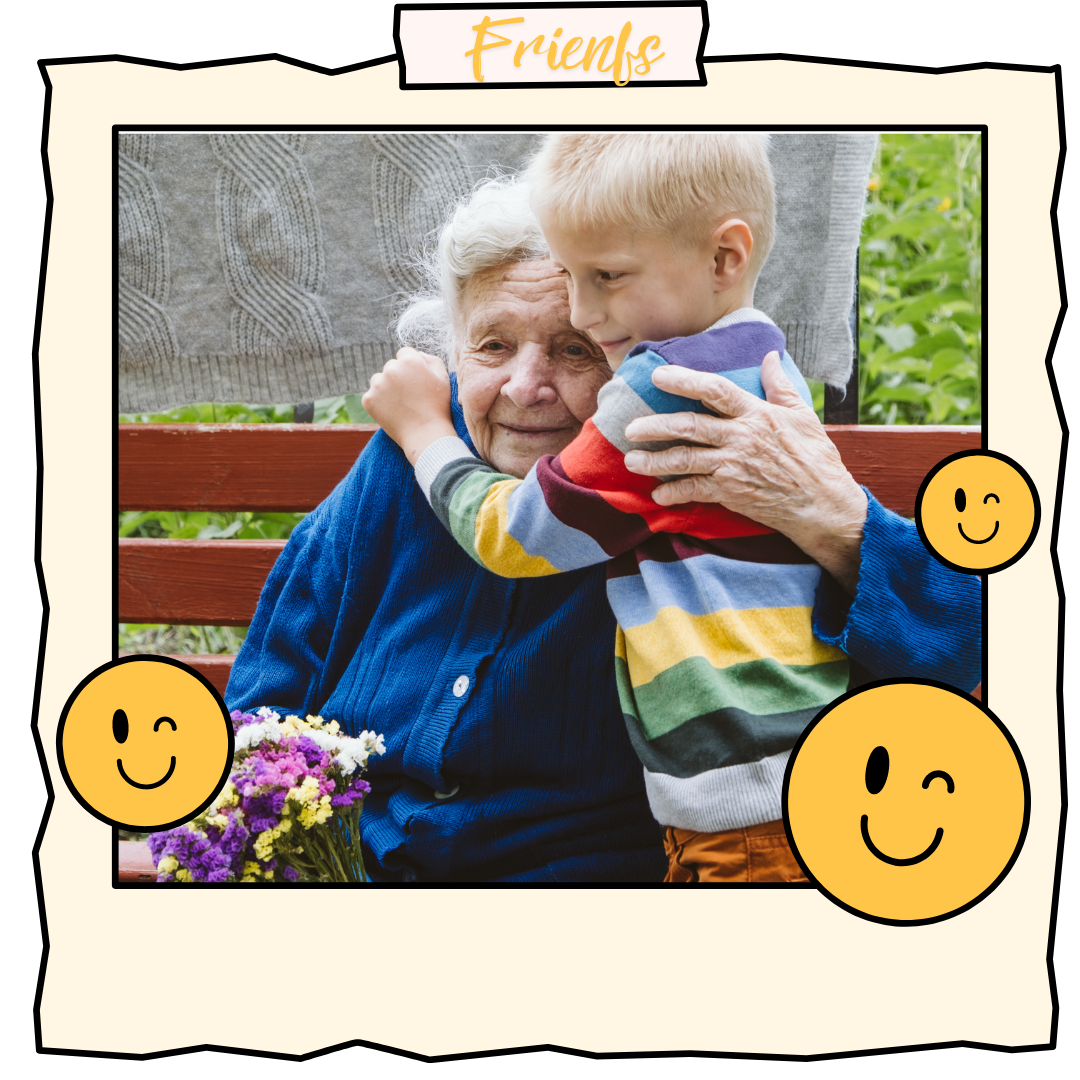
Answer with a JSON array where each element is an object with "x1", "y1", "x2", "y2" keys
[
  {"x1": 474, "y1": 481, "x2": 561, "y2": 577},
  {"x1": 621, "y1": 605, "x2": 847, "y2": 687}
]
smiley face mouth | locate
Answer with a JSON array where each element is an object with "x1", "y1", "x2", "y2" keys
[
  {"x1": 958, "y1": 520, "x2": 999, "y2": 545},
  {"x1": 861, "y1": 814, "x2": 943, "y2": 866},
  {"x1": 117, "y1": 756, "x2": 176, "y2": 790}
]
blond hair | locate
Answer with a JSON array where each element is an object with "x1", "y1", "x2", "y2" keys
[{"x1": 526, "y1": 133, "x2": 776, "y2": 279}]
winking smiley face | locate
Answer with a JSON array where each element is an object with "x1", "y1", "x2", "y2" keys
[
  {"x1": 915, "y1": 449, "x2": 1040, "y2": 573},
  {"x1": 783, "y1": 681, "x2": 1029, "y2": 925},
  {"x1": 57, "y1": 656, "x2": 234, "y2": 831}
]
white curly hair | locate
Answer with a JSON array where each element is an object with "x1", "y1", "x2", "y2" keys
[{"x1": 393, "y1": 175, "x2": 549, "y2": 365}]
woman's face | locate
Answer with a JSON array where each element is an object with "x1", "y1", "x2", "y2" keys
[{"x1": 455, "y1": 259, "x2": 612, "y2": 478}]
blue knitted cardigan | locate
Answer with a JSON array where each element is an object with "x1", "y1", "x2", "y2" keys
[{"x1": 226, "y1": 377, "x2": 982, "y2": 882}]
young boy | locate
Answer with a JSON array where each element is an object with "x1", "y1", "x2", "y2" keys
[{"x1": 364, "y1": 133, "x2": 849, "y2": 882}]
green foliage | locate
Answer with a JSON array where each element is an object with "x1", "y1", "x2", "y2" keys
[
  {"x1": 119, "y1": 392, "x2": 373, "y2": 425},
  {"x1": 119, "y1": 509, "x2": 304, "y2": 541},
  {"x1": 119, "y1": 622, "x2": 247, "y2": 655},
  {"x1": 313, "y1": 393, "x2": 375, "y2": 424},
  {"x1": 858, "y1": 133, "x2": 982, "y2": 425},
  {"x1": 119, "y1": 401, "x2": 295, "y2": 424}
]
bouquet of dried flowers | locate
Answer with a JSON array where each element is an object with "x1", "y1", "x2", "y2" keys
[{"x1": 148, "y1": 708, "x2": 385, "y2": 883}]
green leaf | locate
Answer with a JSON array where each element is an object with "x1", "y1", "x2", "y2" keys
[
  {"x1": 866, "y1": 212, "x2": 949, "y2": 243},
  {"x1": 197, "y1": 519, "x2": 244, "y2": 539},
  {"x1": 875, "y1": 324, "x2": 918, "y2": 352},
  {"x1": 927, "y1": 348, "x2": 971, "y2": 382}
]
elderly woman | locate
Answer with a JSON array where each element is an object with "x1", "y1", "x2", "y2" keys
[{"x1": 227, "y1": 178, "x2": 980, "y2": 883}]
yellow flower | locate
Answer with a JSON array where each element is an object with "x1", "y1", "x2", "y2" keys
[
  {"x1": 175, "y1": 868, "x2": 193, "y2": 883},
  {"x1": 298, "y1": 794, "x2": 333, "y2": 829},
  {"x1": 157, "y1": 855, "x2": 179, "y2": 875},
  {"x1": 254, "y1": 828, "x2": 281, "y2": 861},
  {"x1": 208, "y1": 813, "x2": 229, "y2": 829},
  {"x1": 279, "y1": 818, "x2": 292, "y2": 833},
  {"x1": 243, "y1": 861, "x2": 262, "y2": 877},
  {"x1": 867, "y1": 176, "x2": 880, "y2": 191},
  {"x1": 241, "y1": 874, "x2": 256, "y2": 883},
  {"x1": 289, "y1": 775, "x2": 321, "y2": 809},
  {"x1": 306, "y1": 714, "x2": 325, "y2": 728},
  {"x1": 326, "y1": 720, "x2": 340, "y2": 734},
  {"x1": 936, "y1": 197, "x2": 952, "y2": 211}
]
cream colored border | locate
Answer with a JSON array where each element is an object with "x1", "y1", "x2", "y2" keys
[{"x1": 36, "y1": 59, "x2": 1061, "y2": 1057}]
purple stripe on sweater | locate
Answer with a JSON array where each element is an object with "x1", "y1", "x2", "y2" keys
[{"x1": 631, "y1": 323, "x2": 787, "y2": 375}]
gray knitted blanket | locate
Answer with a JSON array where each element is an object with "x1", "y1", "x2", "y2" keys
[{"x1": 119, "y1": 132, "x2": 876, "y2": 412}]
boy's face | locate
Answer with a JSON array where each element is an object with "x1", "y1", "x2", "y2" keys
[{"x1": 541, "y1": 216, "x2": 724, "y2": 368}]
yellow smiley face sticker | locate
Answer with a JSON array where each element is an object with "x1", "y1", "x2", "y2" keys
[
  {"x1": 783, "y1": 681, "x2": 1029, "y2": 925},
  {"x1": 915, "y1": 449, "x2": 1040, "y2": 573},
  {"x1": 57, "y1": 656, "x2": 234, "y2": 831}
]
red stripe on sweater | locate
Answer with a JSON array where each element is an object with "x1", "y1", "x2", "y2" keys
[{"x1": 559, "y1": 419, "x2": 773, "y2": 540}]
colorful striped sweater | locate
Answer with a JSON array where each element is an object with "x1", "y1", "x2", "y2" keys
[{"x1": 415, "y1": 309, "x2": 849, "y2": 832}]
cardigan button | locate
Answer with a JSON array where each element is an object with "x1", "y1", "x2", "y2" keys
[
  {"x1": 452, "y1": 675, "x2": 470, "y2": 697},
  {"x1": 433, "y1": 784, "x2": 460, "y2": 800}
]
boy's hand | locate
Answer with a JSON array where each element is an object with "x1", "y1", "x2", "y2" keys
[{"x1": 362, "y1": 348, "x2": 457, "y2": 465}]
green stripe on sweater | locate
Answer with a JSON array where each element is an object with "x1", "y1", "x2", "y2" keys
[{"x1": 615, "y1": 654, "x2": 850, "y2": 741}]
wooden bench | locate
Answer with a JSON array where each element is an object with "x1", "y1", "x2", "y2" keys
[{"x1": 117, "y1": 420, "x2": 982, "y2": 881}]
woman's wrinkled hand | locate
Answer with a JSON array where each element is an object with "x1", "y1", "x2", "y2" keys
[
  {"x1": 362, "y1": 348, "x2": 457, "y2": 465},
  {"x1": 623, "y1": 352, "x2": 868, "y2": 592}
]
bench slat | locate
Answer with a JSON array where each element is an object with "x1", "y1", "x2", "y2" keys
[
  {"x1": 119, "y1": 423, "x2": 979, "y2": 517},
  {"x1": 119, "y1": 423, "x2": 378, "y2": 511},
  {"x1": 119, "y1": 840, "x2": 160, "y2": 882},
  {"x1": 824, "y1": 425, "x2": 980, "y2": 517},
  {"x1": 119, "y1": 539, "x2": 285, "y2": 625}
]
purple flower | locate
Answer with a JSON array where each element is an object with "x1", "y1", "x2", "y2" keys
[
  {"x1": 281, "y1": 865, "x2": 299, "y2": 882},
  {"x1": 230, "y1": 709, "x2": 262, "y2": 733},
  {"x1": 243, "y1": 792, "x2": 280, "y2": 834},
  {"x1": 296, "y1": 735, "x2": 330, "y2": 769}
]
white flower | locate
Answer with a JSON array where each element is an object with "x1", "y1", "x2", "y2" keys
[
  {"x1": 234, "y1": 719, "x2": 282, "y2": 753},
  {"x1": 357, "y1": 730, "x2": 387, "y2": 756},
  {"x1": 334, "y1": 744, "x2": 368, "y2": 775},
  {"x1": 303, "y1": 728, "x2": 342, "y2": 752},
  {"x1": 255, "y1": 706, "x2": 280, "y2": 722}
]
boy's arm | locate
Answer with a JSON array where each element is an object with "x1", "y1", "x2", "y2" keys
[
  {"x1": 363, "y1": 349, "x2": 595, "y2": 577},
  {"x1": 409, "y1": 353, "x2": 702, "y2": 577},
  {"x1": 414, "y1": 434, "x2": 638, "y2": 577},
  {"x1": 366, "y1": 346, "x2": 773, "y2": 579},
  {"x1": 415, "y1": 349, "x2": 777, "y2": 579}
]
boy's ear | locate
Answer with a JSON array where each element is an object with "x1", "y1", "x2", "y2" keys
[{"x1": 710, "y1": 219, "x2": 753, "y2": 289}]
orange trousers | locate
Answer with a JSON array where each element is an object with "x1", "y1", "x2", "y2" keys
[{"x1": 663, "y1": 820, "x2": 808, "y2": 883}]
